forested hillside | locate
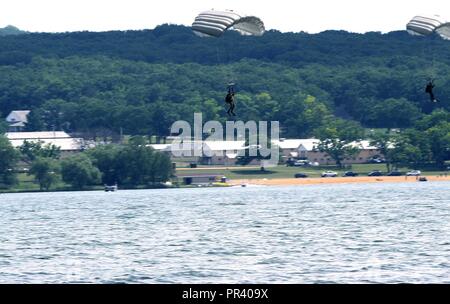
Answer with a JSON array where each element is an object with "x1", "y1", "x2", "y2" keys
[{"x1": 1, "y1": 24, "x2": 449, "y2": 138}]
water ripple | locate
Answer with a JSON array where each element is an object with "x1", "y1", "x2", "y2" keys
[{"x1": 0, "y1": 182, "x2": 449, "y2": 283}]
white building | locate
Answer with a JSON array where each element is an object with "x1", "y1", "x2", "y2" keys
[
  {"x1": 150, "y1": 138, "x2": 382, "y2": 166},
  {"x1": 6, "y1": 131, "x2": 85, "y2": 155},
  {"x1": 5, "y1": 110, "x2": 30, "y2": 132}
]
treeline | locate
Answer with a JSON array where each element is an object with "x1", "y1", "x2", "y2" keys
[
  {"x1": 0, "y1": 136, "x2": 173, "y2": 191},
  {"x1": 312, "y1": 110, "x2": 450, "y2": 169},
  {"x1": 0, "y1": 24, "x2": 449, "y2": 142},
  {"x1": 1, "y1": 25, "x2": 450, "y2": 66},
  {"x1": 0, "y1": 56, "x2": 448, "y2": 138}
]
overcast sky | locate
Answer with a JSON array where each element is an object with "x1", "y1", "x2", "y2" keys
[{"x1": 1, "y1": 0, "x2": 450, "y2": 34}]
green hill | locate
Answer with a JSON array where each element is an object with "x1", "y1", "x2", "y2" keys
[
  {"x1": 0, "y1": 25, "x2": 27, "y2": 36},
  {"x1": 0, "y1": 25, "x2": 448, "y2": 137}
]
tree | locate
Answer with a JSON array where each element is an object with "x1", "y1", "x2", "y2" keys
[
  {"x1": 24, "y1": 109, "x2": 46, "y2": 131},
  {"x1": 88, "y1": 144, "x2": 121, "y2": 185},
  {"x1": 114, "y1": 136, "x2": 153, "y2": 186},
  {"x1": 314, "y1": 119, "x2": 364, "y2": 168},
  {"x1": 415, "y1": 110, "x2": 450, "y2": 168},
  {"x1": 29, "y1": 157, "x2": 60, "y2": 191},
  {"x1": 19, "y1": 140, "x2": 61, "y2": 164},
  {"x1": 149, "y1": 151, "x2": 174, "y2": 184},
  {"x1": 89, "y1": 139, "x2": 173, "y2": 187},
  {"x1": 0, "y1": 111, "x2": 8, "y2": 134},
  {"x1": 369, "y1": 130, "x2": 395, "y2": 172},
  {"x1": 279, "y1": 94, "x2": 332, "y2": 138},
  {"x1": 363, "y1": 98, "x2": 422, "y2": 128},
  {"x1": 426, "y1": 122, "x2": 450, "y2": 168},
  {"x1": 61, "y1": 154, "x2": 101, "y2": 190},
  {"x1": 389, "y1": 130, "x2": 431, "y2": 169},
  {"x1": 0, "y1": 135, "x2": 19, "y2": 187}
]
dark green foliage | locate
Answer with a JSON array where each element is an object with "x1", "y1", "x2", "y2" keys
[
  {"x1": 87, "y1": 144, "x2": 122, "y2": 185},
  {"x1": 0, "y1": 135, "x2": 19, "y2": 187},
  {"x1": 24, "y1": 108, "x2": 46, "y2": 131},
  {"x1": 61, "y1": 154, "x2": 101, "y2": 189},
  {"x1": 369, "y1": 130, "x2": 394, "y2": 172},
  {"x1": 19, "y1": 140, "x2": 61, "y2": 163},
  {"x1": 88, "y1": 137, "x2": 173, "y2": 186},
  {"x1": 29, "y1": 157, "x2": 60, "y2": 191},
  {"x1": 315, "y1": 119, "x2": 365, "y2": 168},
  {"x1": 0, "y1": 26, "x2": 449, "y2": 137},
  {"x1": 0, "y1": 111, "x2": 7, "y2": 134}
]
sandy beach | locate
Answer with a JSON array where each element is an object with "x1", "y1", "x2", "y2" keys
[{"x1": 230, "y1": 175, "x2": 450, "y2": 186}]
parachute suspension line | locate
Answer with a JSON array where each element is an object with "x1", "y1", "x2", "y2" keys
[
  {"x1": 429, "y1": 38, "x2": 437, "y2": 80},
  {"x1": 219, "y1": 41, "x2": 237, "y2": 90},
  {"x1": 406, "y1": 14, "x2": 450, "y2": 81},
  {"x1": 192, "y1": 9, "x2": 265, "y2": 98},
  {"x1": 215, "y1": 45, "x2": 222, "y2": 65}
]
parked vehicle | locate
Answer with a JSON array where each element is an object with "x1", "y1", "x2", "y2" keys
[
  {"x1": 368, "y1": 170, "x2": 383, "y2": 177},
  {"x1": 406, "y1": 170, "x2": 422, "y2": 176},
  {"x1": 294, "y1": 173, "x2": 309, "y2": 178},
  {"x1": 343, "y1": 171, "x2": 358, "y2": 177},
  {"x1": 369, "y1": 157, "x2": 385, "y2": 164},
  {"x1": 293, "y1": 160, "x2": 310, "y2": 167},
  {"x1": 387, "y1": 171, "x2": 403, "y2": 176},
  {"x1": 321, "y1": 171, "x2": 338, "y2": 178},
  {"x1": 286, "y1": 159, "x2": 309, "y2": 167}
]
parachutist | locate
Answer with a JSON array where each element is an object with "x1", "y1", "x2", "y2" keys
[
  {"x1": 425, "y1": 80, "x2": 438, "y2": 103},
  {"x1": 225, "y1": 85, "x2": 236, "y2": 116}
]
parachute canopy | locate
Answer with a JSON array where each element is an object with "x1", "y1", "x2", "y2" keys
[
  {"x1": 192, "y1": 10, "x2": 265, "y2": 38},
  {"x1": 406, "y1": 15, "x2": 450, "y2": 40}
]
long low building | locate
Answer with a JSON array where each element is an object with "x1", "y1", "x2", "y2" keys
[
  {"x1": 6, "y1": 131, "x2": 85, "y2": 155},
  {"x1": 273, "y1": 139, "x2": 381, "y2": 165},
  {"x1": 150, "y1": 138, "x2": 382, "y2": 166}
]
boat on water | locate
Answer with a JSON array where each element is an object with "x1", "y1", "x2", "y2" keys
[{"x1": 104, "y1": 184, "x2": 118, "y2": 192}]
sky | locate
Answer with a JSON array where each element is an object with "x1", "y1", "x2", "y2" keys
[{"x1": 1, "y1": 0, "x2": 450, "y2": 34}]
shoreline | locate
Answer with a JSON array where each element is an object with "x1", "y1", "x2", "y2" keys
[
  {"x1": 2, "y1": 176, "x2": 449, "y2": 194},
  {"x1": 229, "y1": 175, "x2": 450, "y2": 187}
]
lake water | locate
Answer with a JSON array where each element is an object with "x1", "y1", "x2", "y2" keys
[{"x1": 0, "y1": 182, "x2": 449, "y2": 283}]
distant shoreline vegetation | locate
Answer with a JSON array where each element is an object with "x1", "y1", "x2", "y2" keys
[{"x1": 0, "y1": 135, "x2": 175, "y2": 192}]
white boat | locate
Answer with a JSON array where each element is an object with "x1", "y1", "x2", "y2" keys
[{"x1": 104, "y1": 184, "x2": 118, "y2": 192}]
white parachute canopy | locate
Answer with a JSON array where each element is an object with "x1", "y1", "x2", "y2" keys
[
  {"x1": 192, "y1": 9, "x2": 265, "y2": 38},
  {"x1": 406, "y1": 15, "x2": 450, "y2": 40},
  {"x1": 436, "y1": 23, "x2": 450, "y2": 40}
]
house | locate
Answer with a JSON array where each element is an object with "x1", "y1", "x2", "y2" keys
[
  {"x1": 5, "y1": 110, "x2": 30, "y2": 132},
  {"x1": 6, "y1": 131, "x2": 85, "y2": 156}
]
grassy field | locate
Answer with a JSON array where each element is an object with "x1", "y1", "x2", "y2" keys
[
  {"x1": 2, "y1": 163, "x2": 448, "y2": 193},
  {"x1": 176, "y1": 164, "x2": 449, "y2": 180}
]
